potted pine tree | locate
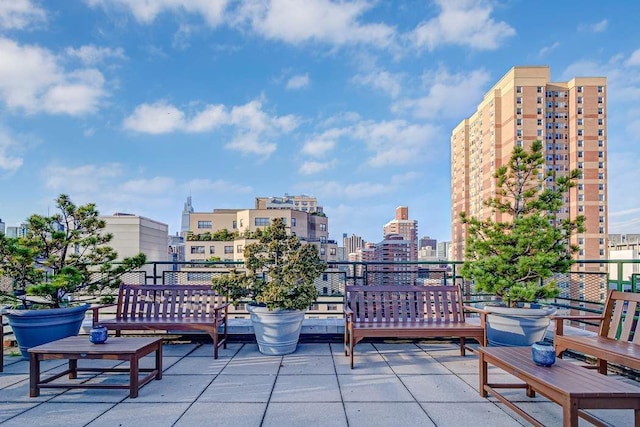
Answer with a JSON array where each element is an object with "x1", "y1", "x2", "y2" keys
[
  {"x1": 212, "y1": 218, "x2": 326, "y2": 355},
  {"x1": 460, "y1": 140, "x2": 585, "y2": 346},
  {"x1": 0, "y1": 194, "x2": 146, "y2": 358}
]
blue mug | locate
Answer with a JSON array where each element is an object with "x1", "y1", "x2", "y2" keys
[{"x1": 89, "y1": 324, "x2": 109, "y2": 344}]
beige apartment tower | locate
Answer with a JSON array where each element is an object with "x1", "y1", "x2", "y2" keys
[{"x1": 451, "y1": 66, "x2": 607, "y2": 300}]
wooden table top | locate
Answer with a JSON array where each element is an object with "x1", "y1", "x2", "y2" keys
[
  {"x1": 28, "y1": 336, "x2": 162, "y2": 355},
  {"x1": 478, "y1": 346, "x2": 640, "y2": 397}
]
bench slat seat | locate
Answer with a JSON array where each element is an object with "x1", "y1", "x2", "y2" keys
[
  {"x1": 554, "y1": 289, "x2": 640, "y2": 374},
  {"x1": 344, "y1": 285, "x2": 486, "y2": 368},
  {"x1": 93, "y1": 284, "x2": 229, "y2": 359}
]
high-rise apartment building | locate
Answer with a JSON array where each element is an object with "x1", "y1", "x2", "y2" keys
[
  {"x1": 451, "y1": 66, "x2": 607, "y2": 300},
  {"x1": 383, "y1": 206, "x2": 418, "y2": 261},
  {"x1": 343, "y1": 233, "x2": 365, "y2": 257}
]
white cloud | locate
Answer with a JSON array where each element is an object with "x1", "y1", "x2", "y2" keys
[
  {"x1": 120, "y1": 177, "x2": 176, "y2": 195},
  {"x1": 123, "y1": 99, "x2": 298, "y2": 157},
  {"x1": 303, "y1": 180, "x2": 395, "y2": 199},
  {"x1": 0, "y1": 38, "x2": 106, "y2": 115},
  {"x1": 393, "y1": 68, "x2": 491, "y2": 120},
  {"x1": 578, "y1": 19, "x2": 608, "y2": 33},
  {"x1": 299, "y1": 160, "x2": 336, "y2": 175},
  {"x1": 352, "y1": 119, "x2": 439, "y2": 167},
  {"x1": 412, "y1": 0, "x2": 515, "y2": 51},
  {"x1": 85, "y1": 0, "x2": 227, "y2": 26},
  {"x1": 286, "y1": 73, "x2": 310, "y2": 90},
  {"x1": 538, "y1": 41, "x2": 560, "y2": 57},
  {"x1": 65, "y1": 45, "x2": 126, "y2": 65},
  {"x1": 0, "y1": 127, "x2": 23, "y2": 174},
  {"x1": 302, "y1": 129, "x2": 345, "y2": 157},
  {"x1": 44, "y1": 163, "x2": 124, "y2": 193},
  {"x1": 235, "y1": 0, "x2": 395, "y2": 47},
  {"x1": 352, "y1": 70, "x2": 402, "y2": 98},
  {"x1": 0, "y1": 0, "x2": 46, "y2": 30},
  {"x1": 626, "y1": 49, "x2": 640, "y2": 67},
  {"x1": 123, "y1": 101, "x2": 186, "y2": 134}
]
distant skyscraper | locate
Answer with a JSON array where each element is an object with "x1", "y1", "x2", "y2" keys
[
  {"x1": 451, "y1": 65, "x2": 607, "y2": 300},
  {"x1": 419, "y1": 236, "x2": 437, "y2": 250},
  {"x1": 343, "y1": 233, "x2": 365, "y2": 257},
  {"x1": 0, "y1": 218, "x2": 4, "y2": 235},
  {"x1": 181, "y1": 196, "x2": 194, "y2": 236},
  {"x1": 383, "y1": 206, "x2": 418, "y2": 261}
]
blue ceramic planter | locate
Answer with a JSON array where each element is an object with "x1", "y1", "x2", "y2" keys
[
  {"x1": 5, "y1": 304, "x2": 90, "y2": 359},
  {"x1": 89, "y1": 324, "x2": 109, "y2": 344},
  {"x1": 531, "y1": 341, "x2": 556, "y2": 367}
]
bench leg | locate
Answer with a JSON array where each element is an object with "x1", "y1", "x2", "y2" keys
[
  {"x1": 597, "y1": 359, "x2": 608, "y2": 375},
  {"x1": 460, "y1": 337, "x2": 466, "y2": 356}
]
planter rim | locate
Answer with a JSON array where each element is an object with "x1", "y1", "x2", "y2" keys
[
  {"x1": 483, "y1": 305, "x2": 556, "y2": 317},
  {"x1": 3, "y1": 303, "x2": 90, "y2": 317},
  {"x1": 246, "y1": 304, "x2": 305, "y2": 315}
]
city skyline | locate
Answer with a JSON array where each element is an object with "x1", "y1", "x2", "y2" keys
[{"x1": 1, "y1": 1, "x2": 640, "y2": 243}]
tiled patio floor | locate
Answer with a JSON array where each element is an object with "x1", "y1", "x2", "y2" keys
[{"x1": 1, "y1": 340, "x2": 638, "y2": 426}]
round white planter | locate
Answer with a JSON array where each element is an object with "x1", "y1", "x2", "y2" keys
[
  {"x1": 247, "y1": 305, "x2": 305, "y2": 355},
  {"x1": 484, "y1": 305, "x2": 556, "y2": 347}
]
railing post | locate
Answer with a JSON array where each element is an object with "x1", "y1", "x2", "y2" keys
[{"x1": 617, "y1": 261, "x2": 624, "y2": 292}]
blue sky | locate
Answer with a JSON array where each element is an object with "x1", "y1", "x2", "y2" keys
[{"x1": 1, "y1": 0, "x2": 640, "y2": 244}]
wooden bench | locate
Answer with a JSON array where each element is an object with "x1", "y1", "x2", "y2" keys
[
  {"x1": 93, "y1": 284, "x2": 229, "y2": 359},
  {"x1": 554, "y1": 289, "x2": 640, "y2": 374},
  {"x1": 344, "y1": 285, "x2": 486, "y2": 368}
]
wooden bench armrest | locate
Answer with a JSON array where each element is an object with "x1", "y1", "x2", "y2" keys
[
  {"x1": 90, "y1": 303, "x2": 117, "y2": 326},
  {"x1": 551, "y1": 315, "x2": 604, "y2": 321},
  {"x1": 344, "y1": 306, "x2": 354, "y2": 321},
  {"x1": 552, "y1": 315, "x2": 604, "y2": 336},
  {"x1": 462, "y1": 305, "x2": 488, "y2": 314}
]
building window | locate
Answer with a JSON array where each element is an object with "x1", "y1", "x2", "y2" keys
[
  {"x1": 224, "y1": 246, "x2": 233, "y2": 254},
  {"x1": 197, "y1": 221, "x2": 212, "y2": 229},
  {"x1": 577, "y1": 129, "x2": 583, "y2": 136},
  {"x1": 537, "y1": 86, "x2": 543, "y2": 93},
  {"x1": 516, "y1": 119, "x2": 522, "y2": 126},
  {"x1": 291, "y1": 217, "x2": 296, "y2": 226},
  {"x1": 330, "y1": 247, "x2": 336, "y2": 255},
  {"x1": 577, "y1": 108, "x2": 583, "y2": 115},
  {"x1": 209, "y1": 246, "x2": 215, "y2": 254},
  {"x1": 537, "y1": 97, "x2": 542, "y2": 104},
  {"x1": 577, "y1": 96, "x2": 583, "y2": 104},
  {"x1": 577, "y1": 86, "x2": 583, "y2": 93},
  {"x1": 598, "y1": 118, "x2": 603, "y2": 125},
  {"x1": 598, "y1": 97, "x2": 604, "y2": 103},
  {"x1": 191, "y1": 246, "x2": 205, "y2": 254},
  {"x1": 577, "y1": 140, "x2": 583, "y2": 147},
  {"x1": 236, "y1": 244, "x2": 243, "y2": 253},
  {"x1": 516, "y1": 86, "x2": 522, "y2": 93},
  {"x1": 598, "y1": 151, "x2": 604, "y2": 158},
  {"x1": 537, "y1": 108, "x2": 542, "y2": 115},
  {"x1": 598, "y1": 129, "x2": 604, "y2": 136},
  {"x1": 232, "y1": 220, "x2": 237, "y2": 229},
  {"x1": 516, "y1": 97, "x2": 522, "y2": 104},
  {"x1": 578, "y1": 151, "x2": 583, "y2": 158},
  {"x1": 598, "y1": 173, "x2": 604, "y2": 179},
  {"x1": 320, "y1": 223, "x2": 327, "y2": 231},
  {"x1": 255, "y1": 217, "x2": 270, "y2": 226},
  {"x1": 598, "y1": 86, "x2": 603, "y2": 93},
  {"x1": 516, "y1": 108, "x2": 522, "y2": 115},
  {"x1": 577, "y1": 118, "x2": 583, "y2": 125},
  {"x1": 598, "y1": 140, "x2": 604, "y2": 147}
]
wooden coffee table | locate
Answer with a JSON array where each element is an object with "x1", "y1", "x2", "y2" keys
[
  {"x1": 29, "y1": 336, "x2": 163, "y2": 398},
  {"x1": 478, "y1": 346, "x2": 640, "y2": 427}
]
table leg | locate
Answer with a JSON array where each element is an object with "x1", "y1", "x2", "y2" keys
[
  {"x1": 479, "y1": 351, "x2": 488, "y2": 397},
  {"x1": 635, "y1": 409, "x2": 639, "y2": 427},
  {"x1": 563, "y1": 399, "x2": 579, "y2": 427},
  {"x1": 155, "y1": 343, "x2": 162, "y2": 380},
  {"x1": 129, "y1": 355, "x2": 139, "y2": 398},
  {"x1": 29, "y1": 353, "x2": 40, "y2": 397},
  {"x1": 69, "y1": 359, "x2": 77, "y2": 379}
]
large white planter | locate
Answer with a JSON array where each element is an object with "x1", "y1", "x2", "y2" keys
[
  {"x1": 484, "y1": 305, "x2": 556, "y2": 347},
  {"x1": 247, "y1": 305, "x2": 305, "y2": 355}
]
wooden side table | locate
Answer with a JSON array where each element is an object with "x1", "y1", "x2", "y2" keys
[
  {"x1": 478, "y1": 346, "x2": 640, "y2": 427},
  {"x1": 29, "y1": 336, "x2": 162, "y2": 398}
]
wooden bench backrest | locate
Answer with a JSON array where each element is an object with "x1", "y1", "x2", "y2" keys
[
  {"x1": 345, "y1": 285, "x2": 466, "y2": 324},
  {"x1": 116, "y1": 284, "x2": 226, "y2": 320},
  {"x1": 600, "y1": 290, "x2": 640, "y2": 344}
]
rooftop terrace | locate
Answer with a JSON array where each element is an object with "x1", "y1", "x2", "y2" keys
[{"x1": 1, "y1": 338, "x2": 638, "y2": 426}]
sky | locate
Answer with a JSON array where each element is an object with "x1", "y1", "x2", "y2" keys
[{"x1": 1, "y1": 0, "x2": 640, "y2": 245}]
